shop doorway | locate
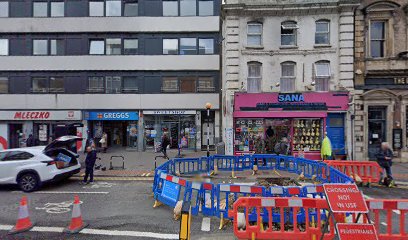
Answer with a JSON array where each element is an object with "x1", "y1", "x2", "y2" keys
[
  {"x1": 8, "y1": 124, "x2": 23, "y2": 149},
  {"x1": 368, "y1": 107, "x2": 386, "y2": 160},
  {"x1": 103, "y1": 121, "x2": 128, "y2": 148}
]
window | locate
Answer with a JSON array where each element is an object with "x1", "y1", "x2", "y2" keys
[
  {"x1": 247, "y1": 23, "x2": 262, "y2": 46},
  {"x1": 48, "y1": 77, "x2": 64, "y2": 93},
  {"x1": 124, "y1": 1, "x2": 138, "y2": 16},
  {"x1": 314, "y1": 61, "x2": 330, "y2": 91},
  {"x1": 2, "y1": 151, "x2": 34, "y2": 161},
  {"x1": 51, "y1": 1, "x2": 64, "y2": 17},
  {"x1": 33, "y1": 2, "x2": 48, "y2": 17},
  {"x1": 247, "y1": 62, "x2": 262, "y2": 93},
  {"x1": 89, "y1": 1, "x2": 104, "y2": 16},
  {"x1": 197, "y1": 77, "x2": 214, "y2": 92},
  {"x1": 0, "y1": 77, "x2": 8, "y2": 93},
  {"x1": 89, "y1": 39, "x2": 105, "y2": 55},
  {"x1": 106, "y1": 76, "x2": 121, "y2": 93},
  {"x1": 106, "y1": 0, "x2": 121, "y2": 16},
  {"x1": 370, "y1": 21, "x2": 386, "y2": 58},
  {"x1": 180, "y1": 0, "x2": 196, "y2": 16},
  {"x1": 88, "y1": 76, "x2": 105, "y2": 93},
  {"x1": 32, "y1": 77, "x2": 48, "y2": 93},
  {"x1": 199, "y1": 0, "x2": 213, "y2": 16},
  {"x1": 199, "y1": 39, "x2": 214, "y2": 54},
  {"x1": 33, "y1": 40, "x2": 48, "y2": 55},
  {"x1": 50, "y1": 39, "x2": 64, "y2": 55},
  {"x1": 162, "y1": 77, "x2": 179, "y2": 92},
  {"x1": 180, "y1": 76, "x2": 196, "y2": 93},
  {"x1": 122, "y1": 77, "x2": 139, "y2": 93},
  {"x1": 280, "y1": 62, "x2": 296, "y2": 92},
  {"x1": 163, "y1": 39, "x2": 178, "y2": 55},
  {"x1": 124, "y1": 39, "x2": 138, "y2": 55},
  {"x1": 106, "y1": 38, "x2": 121, "y2": 55},
  {"x1": 163, "y1": 0, "x2": 178, "y2": 16},
  {"x1": 0, "y1": 39, "x2": 8, "y2": 56},
  {"x1": 315, "y1": 20, "x2": 330, "y2": 45},
  {"x1": 180, "y1": 38, "x2": 196, "y2": 55},
  {"x1": 0, "y1": 2, "x2": 9, "y2": 17},
  {"x1": 281, "y1": 21, "x2": 298, "y2": 46}
]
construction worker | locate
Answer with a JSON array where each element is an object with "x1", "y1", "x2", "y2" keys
[{"x1": 321, "y1": 133, "x2": 332, "y2": 160}]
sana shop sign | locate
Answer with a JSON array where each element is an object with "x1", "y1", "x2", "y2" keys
[{"x1": 278, "y1": 93, "x2": 305, "y2": 102}]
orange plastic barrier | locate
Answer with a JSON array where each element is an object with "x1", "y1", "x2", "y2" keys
[
  {"x1": 228, "y1": 197, "x2": 335, "y2": 240},
  {"x1": 324, "y1": 160, "x2": 382, "y2": 185}
]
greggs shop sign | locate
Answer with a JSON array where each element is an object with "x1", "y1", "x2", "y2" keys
[{"x1": 0, "y1": 111, "x2": 82, "y2": 120}]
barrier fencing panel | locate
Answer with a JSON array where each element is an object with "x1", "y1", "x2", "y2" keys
[
  {"x1": 325, "y1": 160, "x2": 383, "y2": 184},
  {"x1": 328, "y1": 167, "x2": 354, "y2": 183},
  {"x1": 172, "y1": 158, "x2": 209, "y2": 175},
  {"x1": 154, "y1": 172, "x2": 190, "y2": 208},
  {"x1": 251, "y1": 154, "x2": 279, "y2": 171},
  {"x1": 212, "y1": 155, "x2": 236, "y2": 171},
  {"x1": 229, "y1": 197, "x2": 335, "y2": 240},
  {"x1": 236, "y1": 155, "x2": 252, "y2": 171},
  {"x1": 153, "y1": 160, "x2": 173, "y2": 192}
]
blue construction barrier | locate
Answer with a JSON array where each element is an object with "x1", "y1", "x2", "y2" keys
[
  {"x1": 172, "y1": 157, "x2": 209, "y2": 175},
  {"x1": 251, "y1": 154, "x2": 279, "y2": 170},
  {"x1": 154, "y1": 172, "x2": 190, "y2": 208},
  {"x1": 212, "y1": 155, "x2": 236, "y2": 172},
  {"x1": 329, "y1": 166, "x2": 354, "y2": 183}
]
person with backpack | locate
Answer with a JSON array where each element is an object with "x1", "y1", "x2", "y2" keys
[{"x1": 274, "y1": 137, "x2": 289, "y2": 155}]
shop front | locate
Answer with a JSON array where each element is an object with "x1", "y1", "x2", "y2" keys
[
  {"x1": 233, "y1": 92, "x2": 349, "y2": 160},
  {"x1": 84, "y1": 111, "x2": 139, "y2": 150},
  {"x1": 0, "y1": 110, "x2": 82, "y2": 149},
  {"x1": 143, "y1": 110, "x2": 198, "y2": 151}
]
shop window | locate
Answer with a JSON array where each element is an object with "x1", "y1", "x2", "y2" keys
[
  {"x1": 0, "y1": 1, "x2": 8, "y2": 17},
  {"x1": 180, "y1": 0, "x2": 196, "y2": 16},
  {"x1": 106, "y1": 76, "x2": 122, "y2": 93},
  {"x1": 199, "y1": 38, "x2": 214, "y2": 54},
  {"x1": 163, "y1": 39, "x2": 178, "y2": 55},
  {"x1": 293, "y1": 119, "x2": 323, "y2": 151},
  {"x1": 33, "y1": 2, "x2": 48, "y2": 17},
  {"x1": 180, "y1": 77, "x2": 196, "y2": 93},
  {"x1": 89, "y1": 1, "x2": 104, "y2": 16},
  {"x1": 314, "y1": 61, "x2": 330, "y2": 91},
  {"x1": 315, "y1": 20, "x2": 330, "y2": 45},
  {"x1": 0, "y1": 77, "x2": 8, "y2": 93},
  {"x1": 106, "y1": 0, "x2": 121, "y2": 16},
  {"x1": 163, "y1": 0, "x2": 178, "y2": 16},
  {"x1": 281, "y1": 21, "x2": 298, "y2": 46},
  {"x1": 32, "y1": 77, "x2": 48, "y2": 93},
  {"x1": 106, "y1": 38, "x2": 122, "y2": 55},
  {"x1": 122, "y1": 76, "x2": 139, "y2": 93},
  {"x1": 50, "y1": 39, "x2": 64, "y2": 55},
  {"x1": 49, "y1": 77, "x2": 64, "y2": 93},
  {"x1": 89, "y1": 39, "x2": 105, "y2": 55},
  {"x1": 180, "y1": 38, "x2": 197, "y2": 55},
  {"x1": 197, "y1": 77, "x2": 215, "y2": 92},
  {"x1": 199, "y1": 0, "x2": 213, "y2": 16},
  {"x1": 247, "y1": 22, "x2": 262, "y2": 47},
  {"x1": 0, "y1": 39, "x2": 8, "y2": 56},
  {"x1": 162, "y1": 77, "x2": 179, "y2": 92},
  {"x1": 88, "y1": 76, "x2": 105, "y2": 93},
  {"x1": 234, "y1": 119, "x2": 264, "y2": 152},
  {"x1": 124, "y1": 39, "x2": 138, "y2": 55},
  {"x1": 280, "y1": 61, "x2": 296, "y2": 92},
  {"x1": 370, "y1": 21, "x2": 386, "y2": 58},
  {"x1": 124, "y1": 1, "x2": 138, "y2": 16},
  {"x1": 247, "y1": 62, "x2": 262, "y2": 93},
  {"x1": 33, "y1": 39, "x2": 48, "y2": 55},
  {"x1": 51, "y1": 1, "x2": 64, "y2": 17}
]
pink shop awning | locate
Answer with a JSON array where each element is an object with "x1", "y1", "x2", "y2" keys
[{"x1": 233, "y1": 111, "x2": 327, "y2": 118}]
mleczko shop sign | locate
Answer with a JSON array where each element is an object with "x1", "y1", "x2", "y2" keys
[{"x1": 0, "y1": 111, "x2": 82, "y2": 121}]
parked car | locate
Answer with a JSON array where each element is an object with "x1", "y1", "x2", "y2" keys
[{"x1": 0, "y1": 136, "x2": 82, "y2": 192}]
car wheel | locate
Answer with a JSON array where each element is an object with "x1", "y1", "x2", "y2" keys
[{"x1": 18, "y1": 173, "x2": 40, "y2": 192}]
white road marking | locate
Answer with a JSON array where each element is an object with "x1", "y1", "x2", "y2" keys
[
  {"x1": 13, "y1": 191, "x2": 109, "y2": 194},
  {"x1": 83, "y1": 182, "x2": 116, "y2": 189},
  {"x1": 35, "y1": 201, "x2": 83, "y2": 214},
  {"x1": 0, "y1": 224, "x2": 178, "y2": 239},
  {"x1": 201, "y1": 217, "x2": 211, "y2": 232}
]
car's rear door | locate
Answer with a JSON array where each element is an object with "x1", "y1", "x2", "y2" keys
[{"x1": 0, "y1": 151, "x2": 36, "y2": 184}]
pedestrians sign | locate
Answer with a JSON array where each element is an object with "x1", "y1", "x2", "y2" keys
[
  {"x1": 161, "y1": 181, "x2": 180, "y2": 205},
  {"x1": 323, "y1": 183, "x2": 368, "y2": 213},
  {"x1": 336, "y1": 223, "x2": 378, "y2": 240}
]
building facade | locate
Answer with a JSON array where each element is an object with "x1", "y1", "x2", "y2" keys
[
  {"x1": 0, "y1": 0, "x2": 221, "y2": 152},
  {"x1": 222, "y1": 0, "x2": 359, "y2": 159},
  {"x1": 354, "y1": 0, "x2": 408, "y2": 162}
]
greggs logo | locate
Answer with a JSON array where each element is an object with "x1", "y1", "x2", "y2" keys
[{"x1": 14, "y1": 111, "x2": 51, "y2": 120}]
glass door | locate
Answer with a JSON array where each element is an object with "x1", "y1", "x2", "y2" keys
[{"x1": 368, "y1": 107, "x2": 386, "y2": 160}]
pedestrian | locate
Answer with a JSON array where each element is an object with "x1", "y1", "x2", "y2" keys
[
  {"x1": 321, "y1": 133, "x2": 333, "y2": 160},
  {"x1": 81, "y1": 146, "x2": 97, "y2": 185},
  {"x1": 161, "y1": 134, "x2": 170, "y2": 159},
  {"x1": 376, "y1": 142, "x2": 394, "y2": 187},
  {"x1": 274, "y1": 137, "x2": 289, "y2": 156},
  {"x1": 26, "y1": 134, "x2": 34, "y2": 147},
  {"x1": 100, "y1": 132, "x2": 108, "y2": 153}
]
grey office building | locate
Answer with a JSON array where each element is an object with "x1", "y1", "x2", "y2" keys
[{"x1": 0, "y1": 0, "x2": 221, "y2": 152}]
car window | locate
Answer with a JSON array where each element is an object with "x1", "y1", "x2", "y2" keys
[
  {"x1": 0, "y1": 152, "x2": 8, "y2": 161},
  {"x1": 3, "y1": 151, "x2": 34, "y2": 161}
]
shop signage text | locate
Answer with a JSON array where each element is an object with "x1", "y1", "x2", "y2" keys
[
  {"x1": 143, "y1": 110, "x2": 196, "y2": 115},
  {"x1": 14, "y1": 111, "x2": 50, "y2": 120},
  {"x1": 85, "y1": 111, "x2": 139, "y2": 121},
  {"x1": 323, "y1": 184, "x2": 368, "y2": 213},
  {"x1": 278, "y1": 93, "x2": 305, "y2": 102},
  {"x1": 0, "y1": 111, "x2": 81, "y2": 121}
]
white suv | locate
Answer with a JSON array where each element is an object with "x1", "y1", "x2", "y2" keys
[{"x1": 0, "y1": 136, "x2": 82, "y2": 192}]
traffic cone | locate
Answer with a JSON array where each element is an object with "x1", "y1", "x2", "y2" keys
[
  {"x1": 64, "y1": 195, "x2": 88, "y2": 234},
  {"x1": 9, "y1": 196, "x2": 34, "y2": 235}
]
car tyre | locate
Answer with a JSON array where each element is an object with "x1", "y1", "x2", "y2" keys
[{"x1": 18, "y1": 173, "x2": 40, "y2": 192}]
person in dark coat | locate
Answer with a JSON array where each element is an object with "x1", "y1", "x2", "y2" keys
[
  {"x1": 82, "y1": 146, "x2": 97, "y2": 184},
  {"x1": 161, "y1": 134, "x2": 170, "y2": 158},
  {"x1": 375, "y1": 142, "x2": 394, "y2": 187},
  {"x1": 26, "y1": 134, "x2": 34, "y2": 147}
]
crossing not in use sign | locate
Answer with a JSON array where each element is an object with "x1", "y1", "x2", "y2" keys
[{"x1": 323, "y1": 184, "x2": 368, "y2": 213}]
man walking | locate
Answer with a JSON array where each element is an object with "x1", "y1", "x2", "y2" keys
[
  {"x1": 161, "y1": 134, "x2": 170, "y2": 159},
  {"x1": 82, "y1": 146, "x2": 97, "y2": 184}
]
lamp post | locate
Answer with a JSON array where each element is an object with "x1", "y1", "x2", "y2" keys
[{"x1": 205, "y1": 103, "x2": 212, "y2": 157}]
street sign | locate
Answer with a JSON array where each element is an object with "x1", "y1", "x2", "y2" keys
[
  {"x1": 161, "y1": 180, "x2": 180, "y2": 206},
  {"x1": 336, "y1": 223, "x2": 378, "y2": 240},
  {"x1": 323, "y1": 184, "x2": 368, "y2": 213}
]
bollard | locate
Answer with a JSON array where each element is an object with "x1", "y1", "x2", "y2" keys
[{"x1": 179, "y1": 201, "x2": 191, "y2": 240}]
